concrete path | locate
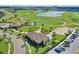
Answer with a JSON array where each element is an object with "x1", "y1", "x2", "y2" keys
[
  {"x1": 35, "y1": 26, "x2": 42, "y2": 33},
  {"x1": 0, "y1": 30, "x2": 25, "y2": 54},
  {"x1": 46, "y1": 30, "x2": 54, "y2": 39},
  {"x1": 8, "y1": 43, "x2": 11, "y2": 54}
]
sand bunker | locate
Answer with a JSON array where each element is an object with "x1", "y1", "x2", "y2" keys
[{"x1": 54, "y1": 27, "x2": 73, "y2": 35}]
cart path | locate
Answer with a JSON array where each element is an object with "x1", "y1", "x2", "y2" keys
[{"x1": 0, "y1": 30, "x2": 25, "y2": 54}]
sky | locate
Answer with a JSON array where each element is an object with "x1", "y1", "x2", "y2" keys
[{"x1": 0, "y1": 0, "x2": 79, "y2": 6}]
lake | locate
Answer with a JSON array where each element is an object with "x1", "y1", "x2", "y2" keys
[{"x1": 37, "y1": 11, "x2": 64, "y2": 17}]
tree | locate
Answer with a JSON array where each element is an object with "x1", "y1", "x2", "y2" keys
[
  {"x1": 0, "y1": 51, "x2": 3, "y2": 54},
  {"x1": 52, "y1": 32, "x2": 56, "y2": 39},
  {"x1": 14, "y1": 14, "x2": 17, "y2": 18},
  {"x1": 49, "y1": 27, "x2": 52, "y2": 32},
  {"x1": 20, "y1": 29, "x2": 22, "y2": 32},
  {"x1": 0, "y1": 38, "x2": 2, "y2": 42},
  {"x1": 41, "y1": 24, "x2": 44, "y2": 27},
  {"x1": 33, "y1": 22, "x2": 37, "y2": 30},
  {"x1": 50, "y1": 27, "x2": 52, "y2": 30},
  {"x1": 53, "y1": 32, "x2": 56, "y2": 37},
  {"x1": 2, "y1": 19, "x2": 4, "y2": 22},
  {"x1": 34, "y1": 22, "x2": 37, "y2": 26},
  {"x1": 64, "y1": 33, "x2": 68, "y2": 36},
  {"x1": 41, "y1": 24, "x2": 44, "y2": 32},
  {"x1": 68, "y1": 29, "x2": 72, "y2": 34}
]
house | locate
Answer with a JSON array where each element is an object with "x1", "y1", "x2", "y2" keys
[
  {"x1": 0, "y1": 22, "x2": 13, "y2": 28},
  {"x1": 12, "y1": 21, "x2": 27, "y2": 29},
  {"x1": 0, "y1": 11, "x2": 5, "y2": 18},
  {"x1": 24, "y1": 32, "x2": 49, "y2": 45}
]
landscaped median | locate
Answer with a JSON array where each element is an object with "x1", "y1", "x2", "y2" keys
[
  {"x1": 0, "y1": 35, "x2": 8, "y2": 54},
  {"x1": 9, "y1": 39, "x2": 14, "y2": 54},
  {"x1": 0, "y1": 33, "x2": 14, "y2": 54}
]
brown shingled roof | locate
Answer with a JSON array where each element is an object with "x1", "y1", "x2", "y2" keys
[{"x1": 26, "y1": 32, "x2": 49, "y2": 44}]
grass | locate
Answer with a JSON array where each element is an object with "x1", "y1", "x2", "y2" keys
[
  {"x1": 6, "y1": 17, "x2": 20, "y2": 23},
  {"x1": 10, "y1": 40, "x2": 14, "y2": 54},
  {"x1": 15, "y1": 10, "x2": 75, "y2": 54},
  {"x1": 18, "y1": 26, "x2": 39, "y2": 32},
  {"x1": 1, "y1": 9, "x2": 79, "y2": 54},
  {"x1": 0, "y1": 36, "x2": 8, "y2": 54},
  {"x1": 29, "y1": 34, "x2": 65, "y2": 54},
  {"x1": 15, "y1": 10, "x2": 79, "y2": 29},
  {"x1": 16, "y1": 10, "x2": 64, "y2": 26}
]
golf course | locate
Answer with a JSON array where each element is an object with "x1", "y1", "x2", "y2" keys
[{"x1": 0, "y1": 7, "x2": 79, "y2": 54}]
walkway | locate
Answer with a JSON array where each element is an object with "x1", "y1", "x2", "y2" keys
[{"x1": 0, "y1": 30, "x2": 25, "y2": 54}]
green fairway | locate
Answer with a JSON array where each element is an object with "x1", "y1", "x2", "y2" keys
[{"x1": 15, "y1": 10, "x2": 79, "y2": 29}]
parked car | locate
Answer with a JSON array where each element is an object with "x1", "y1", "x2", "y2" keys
[
  {"x1": 62, "y1": 42, "x2": 70, "y2": 48},
  {"x1": 55, "y1": 48, "x2": 62, "y2": 53},
  {"x1": 55, "y1": 46, "x2": 65, "y2": 53}
]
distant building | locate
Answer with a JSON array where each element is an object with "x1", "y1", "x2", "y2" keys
[
  {"x1": 12, "y1": 21, "x2": 27, "y2": 29},
  {"x1": 0, "y1": 22, "x2": 13, "y2": 28},
  {"x1": 24, "y1": 32, "x2": 49, "y2": 45},
  {"x1": 0, "y1": 11, "x2": 5, "y2": 18}
]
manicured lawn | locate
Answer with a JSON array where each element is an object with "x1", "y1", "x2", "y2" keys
[
  {"x1": 7, "y1": 17, "x2": 20, "y2": 23},
  {"x1": 0, "y1": 36, "x2": 8, "y2": 54},
  {"x1": 18, "y1": 26, "x2": 39, "y2": 32},
  {"x1": 10, "y1": 40, "x2": 14, "y2": 54}
]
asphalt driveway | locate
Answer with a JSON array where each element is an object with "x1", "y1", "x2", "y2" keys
[{"x1": 0, "y1": 30, "x2": 25, "y2": 54}]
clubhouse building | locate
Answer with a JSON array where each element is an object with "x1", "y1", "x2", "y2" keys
[{"x1": 24, "y1": 32, "x2": 49, "y2": 45}]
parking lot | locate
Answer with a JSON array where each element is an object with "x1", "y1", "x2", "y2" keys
[
  {"x1": 61, "y1": 37, "x2": 79, "y2": 54},
  {"x1": 47, "y1": 29, "x2": 79, "y2": 54}
]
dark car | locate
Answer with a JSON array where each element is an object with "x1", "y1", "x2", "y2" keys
[
  {"x1": 62, "y1": 42, "x2": 70, "y2": 48},
  {"x1": 55, "y1": 46, "x2": 65, "y2": 53},
  {"x1": 67, "y1": 38, "x2": 74, "y2": 43},
  {"x1": 55, "y1": 48, "x2": 62, "y2": 53}
]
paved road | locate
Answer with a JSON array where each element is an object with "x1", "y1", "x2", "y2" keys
[
  {"x1": 0, "y1": 9, "x2": 26, "y2": 54},
  {"x1": 0, "y1": 30, "x2": 25, "y2": 54},
  {"x1": 9, "y1": 35, "x2": 25, "y2": 54}
]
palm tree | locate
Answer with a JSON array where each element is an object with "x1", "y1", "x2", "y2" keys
[
  {"x1": 34, "y1": 22, "x2": 37, "y2": 26},
  {"x1": 14, "y1": 14, "x2": 17, "y2": 18},
  {"x1": 41, "y1": 24, "x2": 44, "y2": 32},
  {"x1": 2, "y1": 19, "x2": 4, "y2": 22},
  {"x1": 64, "y1": 33, "x2": 68, "y2": 36},
  {"x1": 33, "y1": 22, "x2": 37, "y2": 30},
  {"x1": 68, "y1": 29, "x2": 71, "y2": 34},
  {"x1": 49, "y1": 27, "x2": 52, "y2": 32},
  {"x1": 52, "y1": 32, "x2": 56, "y2": 39},
  {"x1": 41, "y1": 24, "x2": 44, "y2": 27}
]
